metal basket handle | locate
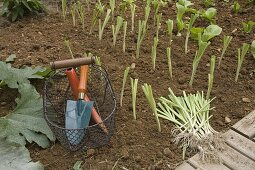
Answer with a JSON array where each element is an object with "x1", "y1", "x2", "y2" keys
[{"x1": 50, "y1": 57, "x2": 95, "y2": 70}]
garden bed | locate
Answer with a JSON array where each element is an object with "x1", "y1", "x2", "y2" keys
[{"x1": 0, "y1": 0, "x2": 255, "y2": 169}]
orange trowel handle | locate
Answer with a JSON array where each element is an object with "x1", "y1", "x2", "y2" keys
[
  {"x1": 65, "y1": 68, "x2": 79, "y2": 100},
  {"x1": 78, "y1": 65, "x2": 89, "y2": 94}
]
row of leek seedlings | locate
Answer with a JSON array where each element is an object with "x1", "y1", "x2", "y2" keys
[
  {"x1": 206, "y1": 55, "x2": 216, "y2": 100},
  {"x1": 166, "y1": 19, "x2": 174, "y2": 46},
  {"x1": 185, "y1": 14, "x2": 198, "y2": 54},
  {"x1": 120, "y1": 67, "x2": 130, "y2": 107},
  {"x1": 90, "y1": 0, "x2": 105, "y2": 34},
  {"x1": 189, "y1": 34, "x2": 211, "y2": 87},
  {"x1": 142, "y1": 83, "x2": 161, "y2": 132},
  {"x1": 151, "y1": 37, "x2": 159, "y2": 70},
  {"x1": 235, "y1": 43, "x2": 250, "y2": 82},
  {"x1": 217, "y1": 35, "x2": 233, "y2": 69},
  {"x1": 99, "y1": 9, "x2": 111, "y2": 40},
  {"x1": 112, "y1": 16, "x2": 124, "y2": 46}
]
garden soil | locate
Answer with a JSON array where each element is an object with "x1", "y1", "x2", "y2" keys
[{"x1": 0, "y1": 0, "x2": 255, "y2": 169}]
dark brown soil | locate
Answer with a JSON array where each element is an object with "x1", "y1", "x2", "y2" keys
[{"x1": 0, "y1": 0, "x2": 255, "y2": 169}]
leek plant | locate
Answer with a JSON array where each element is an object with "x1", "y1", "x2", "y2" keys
[
  {"x1": 151, "y1": 37, "x2": 159, "y2": 70},
  {"x1": 109, "y1": 0, "x2": 115, "y2": 20},
  {"x1": 166, "y1": 19, "x2": 173, "y2": 46},
  {"x1": 235, "y1": 43, "x2": 250, "y2": 82},
  {"x1": 189, "y1": 35, "x2": 211, "y2": 87},
  {"x1": 99, "y1": 9, "x2": 111, "y2": 40},
  {"x1": 131, "y1": 78, "x2": 138, "y2": 120},
  {"x1": 167, "y1": 47, "x2": 173, "y2": 79},
  {"x1": 123, "y1": 21, "x2": 127, "y2": 52},
  {"x1": 90, "y1": 0, "x2": 105, "y2": 34},
  {"x1": 156, "y1": 13, "x2": 162, "y2": 39},
  {"x1": 142, "y1": 83, "x2": 161, "y2": 132},
  {"x1": 185, "y1": 14, "x2": 198, "y2": 54},
  {"x1": 206, "y1": 55, "x2": 216, "y2": 100},
  {"x1": 112, "y1": 16, "x2": 124, "y2": 46},
  {"x1": 71, "y1": 3, "x2": 77, "y2": 27},
  {"x1": 130, "y1": 4, "x2": 136, "y2": 32},
  {"x1": 157, "y1": 88, "x2": 217, "y2": 159},
  {"x1": 64, "y1": 40, "x2": 74, "y2": 59},
  {"x1": 136, "y1": 20, "x2": 147, "y2": 58},
  {"x1": 144, "y1": 4, "x2": 151, "y2": 26},
  {"x1": 61, "y1": 0, "x2": 67, "y2": 20},
  {"x1": 120, "y1": 67, "x2": 130, "y2": 107},
  {"x1": 77, "y1": 3, "x2": 86, "y2": 31},
  {"x1": 217, "y1": 35, "x2": 233, "y2": 69},
  {"x1": 95, "y1": 56, "x2": 102, "y2": 66}
]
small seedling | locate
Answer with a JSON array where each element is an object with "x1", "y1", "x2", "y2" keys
[
  {"x1": 99, "y1": 9, "x2": 111, "y2": 40},
  {"x1": 166, "y1": 19, "x2": 174, "y2": 46},
  {"x1": 185, "y1": 14, "x2": 198, "y2": 54},
  {"x1": 142, "y1": 83, "x2": 161, "y2": 132},
  {"x1": 189, "y1": 35, "x2": 211, "y2": 87},
  {"x1": 120, "y1": 67, "x2": 130, "y2": 107},
  {"x1": 109, "y1": 0, "x2": 115, "y2": 20},
  {"x1": 64, "y1": 40, "x2": 74, "y2": 59},
  {"x1": 61, "y1": 0, "x2": 67, "y2": 20},
  {"x1": 131, "y1": 78, "x2": 138, "y2": 120},
  {"x1": 95, "y1": 56, "x2": 102, "y2": 66},
  {"x1": 203, "y1": 0, "x2": 215, "y2": 7},
  {"x1": 90, "y1": 0, "x2": 105, "y2": 34},
  {"x1": 151, "y1": 37, "x2": 159, "y2": 70},
  {"x1": 242, "y1": 21, "x2": 255, "y2": 33},
  {"x1": 206, "y1": 55, "x2": 216, "y2": 99},
  {"x1": 231, "y1": 1, "x2": 240, "y2": 13},
  {"x1": 167, "y1": 47, "x2": 173, "y2": 79},
  {"x1": 235, "y1": 43, "x2": 249, "y2": 82},
  {"x1": 156, "y1": 13, "x2": 162, "y2": 39},
  {"x1": 77, "y1": 2, "x2": 86, "y2": 31},
  {"x1": 251, "y1": 40, "x2": 255, "y2": 58},
  {"x1": 71, "y1": 3, "x2": 77, "y2": 27},
  {"x1": 112, "y1": 16, "x2": 124, "y2": 46},
  {"x1": 136, "y1": 20, "x2": 147, "y2": 58},
  {"x1": 123, "y1": 21, "x2": 128, "y2": 52},
  {"x1": 130, "y1": 4, "x2": 136, "y2": 32},
  {"x1": 218, "y1": 35, "x2": 233, "y2": 68},
  {"x1": 201, "y1": 7, "x2": 217, "y2": 24}
]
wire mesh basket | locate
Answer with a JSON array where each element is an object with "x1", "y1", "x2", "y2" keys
[{"x1": 43, "y1": 64, "x2": 116, "y2": 151}]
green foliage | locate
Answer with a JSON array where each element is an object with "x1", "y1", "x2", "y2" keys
[
  {"x1": 1, "y1": 0, "x2": 44, "y2": 22},
  {"x1": 0, "y1": 139, "x2": 44, "y2": 169},
  {"x1": 242, "y1": 21, "x2": 255, "y2": 33},
  {"x1": 251, "y1": 40, "x2": 255, "y2": 58},
  {"x1": 73, "y1": 161, "x2": 83, "y2": 170},
  {"x1": 201, "y1": 7, "x2": 217, "y2": 24},
  {"x1": 203, "y1": 0, "x2": 214, "y2": 7},
  {"x1": 0, "y1": 61, "x2": 45, "y2": 88},
  {"x1": 0, "y1": 83, "x2": 55, "y2": 147},
  {"x1": 231, "y1": 1, "x2": 240, "y2": 13},
  {"x1": 190, "y1": 25, "x2": 222, "y2": 42},
  {"x1": 235, "y1": 43, "x2": 250, "y2": 82}
]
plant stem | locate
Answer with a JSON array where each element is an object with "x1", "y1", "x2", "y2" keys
[
  {"x1": 151, "y1": 37, "x2": 159, "y2": 70},
  {"x1": 112, "y1": 16, "x2": 124, "y2": 46},
  {"x1": 235, "y1": 43, "x2": 249, "y2": 82},
  {"x1": 136, "y1": 20, "x2": 147, "y2": 58},
  {"x1": 130, "y1": 4, "x2": 136, "y2": 32},
  {"x1": 185, "y1": 14, "x2": 198, "y2": 54},
  {"x1": 61, "y1": 0, "x2": 67, "y2": 20},
  {"x1": 206, "y1": 55, "x2": 216, "y2": 99},
  {"x1": 123, "y1": 21, "x2": 127, "y2": 52},
  {"x1": 120, "y1": 67, "x2": 130, "y2": 107},
  {"x1": 218, "y1": 35, "x2": 233, "y2": 69},
  {"x1": 64, "y1": 40, "x2": 74, "y2": 59},
  {"x1": 131, "y1": 78, "x2": 138, "y2": 120},
  {"x1": 142, "y1": 83, "x2": 161, "y2": 132},
  {"x1": 166, "y1": 19, "x2": 173, "y2": 46},
  {"x1": 167, "y1": 47, "x2": 173, "y2": 79},
  {"x1": 99, "y1": 9, "x2": 111, "y2": 40}
]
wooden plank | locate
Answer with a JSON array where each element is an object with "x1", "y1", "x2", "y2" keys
[
  {"x1": 175, "y1": 162, "x2": 195, "y2": 170},
  {"x1": 188, "y1": 154, "x2": 230, "y2": 170},
  {"x1": 225, "y1": 130, "x2": 255, "y2": 161},
  {"x1": 219, "y1": 145, "x2": 255, "y2": 170},
  {"x1": 232, "y1": 110, "x2": 255, "y2": 139}
]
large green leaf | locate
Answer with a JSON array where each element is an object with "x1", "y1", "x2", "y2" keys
[
  {"x1": 0, "y1": 83, "x2": 55, "y2": 148},
  {"x1": 0, "y1": 61, "x2": 45, "y2": 88},
  {"x1": 0, "y1": 139, "x2": 44, "y2": 170},
  {"x1": 202, "y1": 25, "x2": 222, "y2": 42}
]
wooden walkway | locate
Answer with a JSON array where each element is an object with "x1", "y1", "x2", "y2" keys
[{"x1": 176, "y1": 110, "x2": 255, "y2": 170}]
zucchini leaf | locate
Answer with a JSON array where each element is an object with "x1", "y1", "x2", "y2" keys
[
  {"x1": 0, "y1": 139, "x2": 44, "y2": 170},
  {"x1": 0, "y1": 83, "x2": 55, "y2": 148}
]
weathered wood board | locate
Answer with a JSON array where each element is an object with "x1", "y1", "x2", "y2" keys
[
  {"x1": 175, "y1": 162, "x2": 195, "y2": 170},
  {"x1": 232, "y1": 110, "x2": 255, "y2": 139},
  {"x1": 176, "y1": 110, "x2": 255, "y2": 170}
]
